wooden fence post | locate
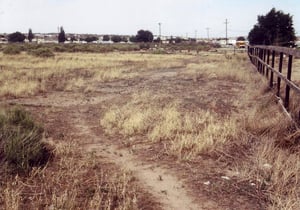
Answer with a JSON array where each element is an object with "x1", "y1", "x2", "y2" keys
[
  {"x1": 256, "y1": 48, "x2": 259, "y2": 69},
  {"x1": 270, "y1": 51, "x2": 275, "y2": 88},
  {"x1": 266, "y1": 50, "x2": 270, "y2": 77},
  {"x1": 259, "y1": 48, "x2": 263, "y2": 73},
  {"x1": 284, "y1": 55, "x2": 293, "y2": 109},
  {"x1": 248, "y1": 45, "x2": 300, "y2": 120},
  {"x1": 262, "y1": 49, "x2": 267, "y2": 75},
  {"x1": 277, "y1": 52, "x2": 284, "y2": 97}
]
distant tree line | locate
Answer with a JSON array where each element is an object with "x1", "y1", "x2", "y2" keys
[
  {"x1": 5, "y1": 28, "x2": 156, "y2": 43},
  {"x1": 8, "y1": 27, "x2": 156, "y2": 43}
]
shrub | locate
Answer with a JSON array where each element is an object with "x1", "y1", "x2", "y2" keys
[
  {"x1": 84, "y1": 36, "x2": 98, "y2": 43},
  {"x1": 0, "y1": 107, "x2": 52, "y2": 173},
  {"x1": 8, "y1": 32, "x2": 26, "y2": 43},
  {"x1": 3, "y1": 45, "x2": 22, "y2": 55},
  {"x1": 54, "y1": 45, "x2": 68, "y2": 52},
  {"x1": 29, "y1": 48, "x2": 54, "y2": 58},
  {"x1": 139, "y1": 43, "x2": 151, "y2": 50},
  {"x1": 111, "y1": 35, "x2": 122, "y2": 43},
  {"x1": 102, "y1": 35, "x2": 110, "y2": 41},
  {"x1": 135, "y1": 30, "x2": 154, "y2": 42}
]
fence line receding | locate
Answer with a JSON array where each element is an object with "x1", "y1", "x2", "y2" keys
[{"x1": 248, "y1": 45, "x2": 300, "y2": 118}]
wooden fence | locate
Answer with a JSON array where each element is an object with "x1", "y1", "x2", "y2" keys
[{"x1": 248, "y1": 45, "x2": 300, "y2": 116}]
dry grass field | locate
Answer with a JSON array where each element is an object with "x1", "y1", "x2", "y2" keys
[{"x1": 1, "y1": 48, "x2": 300, "y2": 209}]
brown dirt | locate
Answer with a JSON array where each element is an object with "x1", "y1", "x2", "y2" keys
[{"x1": 3, "y1": 57, "x2": 264, "y2": 209}]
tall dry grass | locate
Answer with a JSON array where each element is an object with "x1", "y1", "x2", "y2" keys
[
  {"x1": 0, "y1": 140, "x2": 141, "y2": 210},
  {"x1": 100, "y1": 90, "x2": 238, "y2": 160},
  {"x1": 0, "y1": 52, "x2": 190, "y2": 97},
  {"x1": 230, "y1": 93, "x2": 300, "y2": 209},
  {"x1": 2, "y1": 50, "x2": 300, "y2": 209},
  {"x1": 100, "y1": 52, "x2": 300, "y2": 209},
  {"x1": 178, "y1": 53, "x2": 252, "y2": 82}
]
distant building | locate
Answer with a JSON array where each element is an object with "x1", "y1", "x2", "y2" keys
[
  {"x1": 296, "y1": 37, "x2": 300, "y2": 48},
  {"x1": 0, "y1": 34, "x2": 7, "y2": 43}
]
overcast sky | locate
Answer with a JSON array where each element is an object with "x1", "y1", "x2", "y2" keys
[{"x1": 0, "y1": 0, "x2": 299, "y2": 38}]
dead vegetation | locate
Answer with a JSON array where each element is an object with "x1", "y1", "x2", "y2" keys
[
  {"x1": 1, "y1": 49, "x2": 300, "y2": 209},
  {"x1": 0, "y1": 52, "x2": 189, "y2": 97},
  {"x1": 101, "y1": 91, "x2": 238, "y2": 160},
  {"x1": 0, "y1": 107, "x2": 160, "y2": 210}
]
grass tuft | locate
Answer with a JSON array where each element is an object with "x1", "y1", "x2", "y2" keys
[{"x1": 0, "y1": 107, "x2": 52, "y2": 173}]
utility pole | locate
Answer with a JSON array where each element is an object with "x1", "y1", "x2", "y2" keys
[
  {"x1": 224, "y1": 19, "x2": 229, "y2": 45},
  {"x1": 158, "y1": 22, "x2": 161, "y2": 38},
  {"x1": 206, "y1": 27, "x2": 210, "y2": 40},
  {"x1": 195, "y1": 30, "x2": 197, "y2": 40}
]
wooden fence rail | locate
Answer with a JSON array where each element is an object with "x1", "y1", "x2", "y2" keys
[{"x1": 248, "y1": 45, "x2": 300, "y2": 115}]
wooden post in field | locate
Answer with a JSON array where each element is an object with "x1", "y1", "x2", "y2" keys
[
  {"x1": 266, "y1": 50, "x2": 270, "y2": 77},
  {"x1": 262, "y1": 49, "x2": 266, "y2": 75},
  {"x1": 277, "y1": 52, "x2": 284, "y2": 97},
  {"x1": 270, "y1": 51, "x2": 275, "y2": 88},
  {"x1": 284, "y1": 55, "x2": 293, "y2": 109},
  {"x1": 259, "y1": 48, "x2": 263, "y2": 73}
]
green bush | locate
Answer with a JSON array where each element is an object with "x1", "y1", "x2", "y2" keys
[
  {"x1": 29, "y1": 48, "x2": 55, "y2": 58},
  {"x1": 3, "y1": 45, "x2": 22, "y2": 55},
  {"x1": 54, "y1": 45, "x2": 68, "y2": 52},
  {"x1": 0, "y1": 107, "x2": 52, "y2": 173},
  {"x1": 139, "y1": 43, "x2": 151, "y2": 50}
]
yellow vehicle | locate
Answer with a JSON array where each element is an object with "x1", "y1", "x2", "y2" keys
[
  {"x1": 236, "y1": 36, "x2": 246, "y2": 48},
  {"x1": 236, "y1": 40, "x2": 246, "y2": 48}
]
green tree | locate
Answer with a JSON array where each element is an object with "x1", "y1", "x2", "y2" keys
[
  {"x1": 84, "y1": 36, "x2": 98, "y2": 43},
  {"x1": 8, "y1": 32, "x2": 26, "y2": 42},
  {"x1": 175, "y1": 37, "x2": 183, "y2": 44},
  {"x1": 58, "y1": 27, "x2": 66, "y2": 43},
  {"x1": 121, "y1": 36, "x2": 128, "y2": 43},
  {"x1": 28, "y1": 28, "x2": 34, "y2": 42},
  {"x1": 70, "y1": 36, "x2": 77, "y2": 42},
  {"x1": 102, "y1": 35, "x2": 110, "y2": 41},
  {"x1": 154, "y1": 37, "x2": 161, "y2": 43},
  {"x1": 111, "y1": 35, "x2": 122, "y2": 43},
  {"x1": 248, "y1": 8, "x2": 296, "y2": 46},
  {"x1": 129, "y1": 36, "x2": 137, "y2": 43},
  {"x1": 236, "y1": 36, "x2": 245, "y2": 41},
  {"x1": 135, "y1": 30, "x2": 153, "y2": 42}
]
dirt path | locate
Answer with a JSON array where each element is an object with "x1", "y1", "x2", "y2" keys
[
  {"x1": 4, "y1": 68, "x2": 222, "y2": 209},
  {"x1": 76, "y1": 113, "x2": 211, "y2": 210},
  {"x1": 12, "y1": 102, "x2": 214, "y2": 210}
]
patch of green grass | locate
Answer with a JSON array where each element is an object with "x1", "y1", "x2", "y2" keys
[{"x1": 0, "y1": 107, "x2": 52, "y2": 174}]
